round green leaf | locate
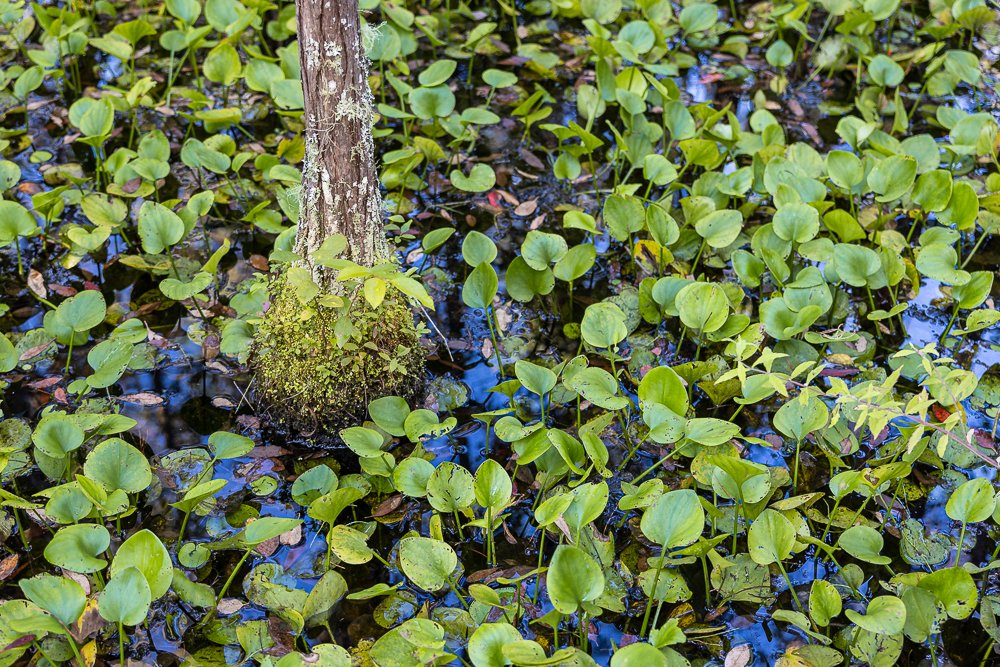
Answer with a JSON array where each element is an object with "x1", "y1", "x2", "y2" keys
[
  {"x1": 845, "y1": 595, "x2": 906, "y2": 635},
  {"x1": 838, "y1": 525, "x2": 891, "y2": 565},
  {"x1": 138, "y1": 201, "x2": 185, "y2": 254},
  {"x1": 917, "y1": 566, "x2": 978, "y2": 620},
  {"x1": 640, "y1": 489, "x2": 704, "y2": 550},
  {"x1": 916, "y1": 244, "x2": 971, "y2": 286},
  {"x1": 0, "y1": 200, "x2": 38, "y2": 241},
  {"x1": 32, "y1": 414, "x2": 85, "y2": 458},
  {"x1": 514, "y1": 359, "x2": 557, "y2": 397},
  {"x1": 546, "y1": 544, "x2": 604, "y2": 614},
  {"x1": 20, "y1": 574, "x2": 87, "y2": 627},
  {"x1": 84, "y1": 438, "x2": 152, "y2": 493},
  {"x1": 868, "y1": 155, "x2": 916, "y2": 202},
  {"x1": 610, "y1": 643, "x2": 669, "y2": 667},
  {"x1": 111, "y1": 529, "x2": 173, "y2": 599},
  {"x1": 773, "y1": 203, "x2": 820, "y2": 244},
  {"x1": 695, "y1": 209, "x2": 743, "y2": 248},
  {"x1": 946, "y1": 477, "x2": 995, "y2": 524},
  {"x1": 748, "y1": 508, "x2": 795, "y2": 565},
  {"x1": 553, "y1": 244, "x2": 597, "y2": 283},
  {"x1": 638, "y1": 366, "x2": 688, "y2": 415},
  {"x1": 393, "y1": 457, "x2": 435, "y2": 498},
  {"x1": 450, "y1": 164, "x2": 495, "y2": 192},
  {"x1": 521, "y1": 231, "x2": 568, "y2": 270},
  {"x1": 462, "y1": 262, "x2": 499, "y2": 309},
  {"x1": 410, "y1": 86, "x2": 456, "y2": 119},
  {"x1": 506, "y1": 257, "x2": 554, "y2": 302},
  {"x1": 469, "y1": 622, "x2": 522, "y2": 667},
  {"x1": 418, "y1": 60, "x2": 456, "y2": 87},
  {"x1": 676, "y1": 282, "x2": 728, "y2": 333},
  {"x1": 45, "y1": 524, "x2": 111, "y2": 573},
  {"x1": 426, "y1": 462, "x2": 475, "y2": 513},
  {"x1": 474, "y1": 459, "x2": 512, "y2": 511},
  {"x1": 204, "y1": 42, "x2": 242, "y2": 85},
  {"x1": 580, "y1": 302, "x2": 628, "y2": 348},
  {"x1": 99, "y1": 567, "x2": 152, "y2": 626},
  {"x1": 462, "y1": 231, "x2": 497, "y2": 267},
  {"x1": 398, "y1": 536, "x2": 458, "y2": 592}
]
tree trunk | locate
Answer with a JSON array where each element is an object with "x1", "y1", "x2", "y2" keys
[{"x1": 294, "y1": 0, "x2": 389, "y2": 286}]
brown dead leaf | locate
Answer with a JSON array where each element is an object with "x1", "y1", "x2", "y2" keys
[
  {"x1": 11, "y1": 306, "x2": 38, "y2": 318},
  {"x1": 27, "y1": 270, "x2": 46, "y2": 299},
  {"x1": 503, "y1": 520, "x2": 518, "y2": 545},
  {"x1": 466, "y1": 567, "x2": 502, "y2": 584},
  {"x1": 513, "y1": 199, "x2": 538, "y2": 216},
  {"x1": 205, "y1": 360, "x2": 229, "y2": 373},
  {"x1": 48, "y1": 283, "x2": 77, "y2": 297},
  {"x1": 725, "y1": 644, "x2": 752, "y2": 667},
  {"x1": 248, "y1": 445, "x2": 290, "y2": 458},
  {"x1": 0, "y1": 554, "x2": 18, "y2": 580},
  {"x1": 217, "y1": 598, "x2": 245, "y2": 615},
  {"x1": 496, "y1": 190, "x2": 519, "y2": 206},
  {"x1": 237, "y1": 415, "x2": 262, "y2": 430},
  {"x1": 372, "y1": 494, "x2": 404, "y2": 517},
  {"x1": 27, "y1": 376, "x2": 61, "y2": 390},
  {"x1": 118, "y1": 392, "x2": 164, "y2": 406},
  {"x1": 64, "y1": 571, "x2": 91, "y2": 595},
  {"x1": 249, "y1": 254, "x2": 269, "y2": 271},
  {"x1": 974, "y1": 429, "x2": 997, "y2": 451},
  {"x1": 279, "y1": 524, "x2": 302, "y2": 546},
  {"x1": 19, "y1": 340, "x2": 53, "y2": 362},
  {"x1": 211, "y1": 396, "x2": 236, "y2": 409},
  {"x1": 519, "y1": 149, "x2": 545, "y2": 170},
  {"x1": 255, "y1": 536, "x2": 279, "y2": 557},
  {"x1": 801, "y1": 123, "x2": 822, "y2": 145},
  {"x1": 553, "y1": 516, "x2": 573, "y2": 542},
  {"x1": 71, "y1": 599, "x2": 105, "y2": 644},
  {"x1": 494, "y1": 307, "x2": 511, "y2": 333}
]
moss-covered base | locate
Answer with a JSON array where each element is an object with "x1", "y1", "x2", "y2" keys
[{"x1": 251, "y1": 276, "x2": 424, "y2": 434}]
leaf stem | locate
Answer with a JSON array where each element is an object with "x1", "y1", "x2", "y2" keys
[
  {"x1": 775, "y1": 558, "x2": 803, "y2": 613},
  {"x1": 217, "y1": 547, "x2": 253, "y2": 604},
  {"x1": 639, "y1": 558, "x2": 663, "y2": 637}
]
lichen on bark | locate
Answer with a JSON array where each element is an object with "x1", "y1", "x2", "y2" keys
[{"x1": 293, "y1": 0, "x2": 390, "y2": 288}]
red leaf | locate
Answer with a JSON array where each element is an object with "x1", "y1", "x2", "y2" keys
[{"x1": 931, "y1": 404, "x2": 952, "y2": 422}]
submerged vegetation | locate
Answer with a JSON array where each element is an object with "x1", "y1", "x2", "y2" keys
[{"x1": 0, "y1": 0, "x2": 1000, "y2": 665}]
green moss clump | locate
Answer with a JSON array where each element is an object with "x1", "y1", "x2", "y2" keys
[
  {"x1": 349, "y1": 639, "x2": 376, "y2": 667},
  {"x1": 251, "y1": 275, "x2": 424, "y2": 432}
]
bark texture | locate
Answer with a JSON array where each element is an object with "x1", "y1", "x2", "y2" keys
[
  {"x1": 295, "y1": 0, "x2": 389, "y2": 284},
  {"x1": 251, "y1": 1, "x2": 423, "y2": 435}
]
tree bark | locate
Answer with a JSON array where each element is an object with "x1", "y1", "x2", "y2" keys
[{"x1": 294, "y1": 0, "x2": 389, "y2": 286}]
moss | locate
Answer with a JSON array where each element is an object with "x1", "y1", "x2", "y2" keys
[
  {"x1": 251, "y1": 275, "x2": 424, "y2": 433},
  {"x1": 349, "y1": 639, "x2": 376, "y2": 667}
]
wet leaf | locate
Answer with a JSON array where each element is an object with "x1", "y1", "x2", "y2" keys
[
  {"x1": 99, "y1": 567, "x2": 151, "y2": 626},
  {"x1": 398, "y1": 536, "x2": 458, "y2": 592}
]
